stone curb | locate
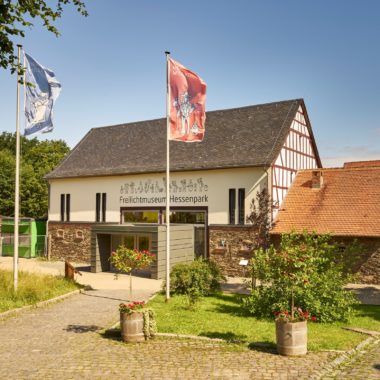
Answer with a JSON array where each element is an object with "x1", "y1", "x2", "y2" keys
[
  {"x1": 0, "y1": 289, "x2": 81, "y2": 321},
  {"x1": 155, "y1": 333, "x2": 226, "y2": 343},
  {"x1": 310, "y1": 336, "x2": 379, "y2": 379}
]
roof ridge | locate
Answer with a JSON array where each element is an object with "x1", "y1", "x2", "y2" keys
[
  {"x1": 299, "y1": 166, "x2": 380, "y2": 172},
  {"x1": 90, "y1": 98, "x2": 304, "y2": 131}
]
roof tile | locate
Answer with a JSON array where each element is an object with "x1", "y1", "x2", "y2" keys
[
  {"x1": 271, "y1": 167, "x2": 380, "y2": 237},
  {"x1": 46, "y1": 99, "x2": 305, "y2": 179}
]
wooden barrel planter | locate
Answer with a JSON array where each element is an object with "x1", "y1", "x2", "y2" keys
[
  {"x1": 275, "y1": 320, "x2": 307, "y2": 356},
  {"x1": 120, "y1": 312, "x2": 145, "y2": 343}
]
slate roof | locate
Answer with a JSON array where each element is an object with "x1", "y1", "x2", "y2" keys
[
  {"x1": 46, "y1": 99, "x2": 320, "y2": 179},
  {"x1": 270, "y1": 167, "x2": 380, "y2": 237}
]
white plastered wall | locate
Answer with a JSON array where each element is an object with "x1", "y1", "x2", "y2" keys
[{"x1": 48, "y1": 167, "x2": 268, "y2": 225}]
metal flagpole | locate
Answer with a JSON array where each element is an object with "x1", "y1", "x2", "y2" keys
[
  {"x1": 165, "y1": 51, "x2": 171, "y2": 301},
  {"x1": 13, "y1": 44, "x2": 22, "y2": 291}
]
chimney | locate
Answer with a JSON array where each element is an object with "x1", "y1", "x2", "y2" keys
[{"x1": 311, "y1": 170, "x2": 323, "y2": 189}]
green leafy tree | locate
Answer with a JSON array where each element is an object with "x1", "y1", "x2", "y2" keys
[
  {"x1": 0, "y1": 132, "x2": 70, "y2": 218},
  {"x1": 246, "y1": 188, "x2": 271, "y2": 249},
  {"x1": 110, "y1": 246, "x2": 155, "y2": 295},
  {"x1": 243, "y1": 232, "x2": 358, "y2": 322},
  {"x1": 1, "y1": 0, "x2": 87, "y2": 75}
]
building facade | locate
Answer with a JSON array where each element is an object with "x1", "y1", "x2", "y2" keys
[
  {"x1": 46, "y1": 99, "x2": 321, "y2": 277},
  {"x1": 270, "y1": 162, "x2": 380, "y2": 284}
]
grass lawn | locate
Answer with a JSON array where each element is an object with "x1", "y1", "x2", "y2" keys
[
  {"x1": 148, "y1": 292, "x2": 380, "y2": 352},
  {"x1": 0, "y1": 269, "x2": 81, "y2": 312}
]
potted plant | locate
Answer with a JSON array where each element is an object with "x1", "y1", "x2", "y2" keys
[
  {"x1": 274, "y1": 308, "x2": 316, "y2": 356},
  {"x1": 110, "y1": 246, "x2": 155, "y2": 296},
  {"x1": 119, "y1": 301, "x2": 157, "y2": 343}
]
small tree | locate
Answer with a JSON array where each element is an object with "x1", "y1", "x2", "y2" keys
[
  {"x1": 110, "y1": 247, "x2": 155, "y2": 296},
  {"x1": 246, "y1": 188, "x2": 271, "y2": 249},
  {"x1": 243, "y1": 232, "x2": 358, "y2": 322}
]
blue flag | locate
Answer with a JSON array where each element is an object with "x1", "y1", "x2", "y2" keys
[{"x1": 24, "y1": 53, "x2": 61, "y2": 136}]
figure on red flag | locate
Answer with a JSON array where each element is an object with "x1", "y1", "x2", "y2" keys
[{"x1": 169, "y1": 58, "x2": 206, "y2": 142}]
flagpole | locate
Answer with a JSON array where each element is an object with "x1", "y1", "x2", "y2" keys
[
  {"x1": 14, "y1": 44, "x2": 22, "y2": 291},
  {"x1": 165, "y1": 51, "x2": 171, "y2": 301}
]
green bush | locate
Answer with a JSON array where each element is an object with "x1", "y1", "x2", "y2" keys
[
  {"x1": 243, "y1": 232, "x2": 358, "y2": 322},
  {"x1": 167, "y1": 259, "x2": 225, "y2": 306}
]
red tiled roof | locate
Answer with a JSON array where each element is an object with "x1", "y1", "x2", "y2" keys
[
  {"x1": 270, "y1": 167, "x2": 380, "y2": 237},
  {"x1": 344, "y1": 160, "x2": 380, "y2": 168}
]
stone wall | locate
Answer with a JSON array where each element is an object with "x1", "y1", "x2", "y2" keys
[
  {"x1": 270, "y1": 234, "x2": 380, "y2": 285},
  {"x1": 209, "y1": 225, "x2": 256, "y2": 277},
  {"x1": 48, "y1": 222, "x2": 93, "y2": 263},
  {"x1": 338, "y1": 237, "x2": 380, "y2": 284}
]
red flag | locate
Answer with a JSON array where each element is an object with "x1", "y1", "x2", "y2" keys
[{"x1": 168, "y1": 58, "x2": 206, "y2": 142}]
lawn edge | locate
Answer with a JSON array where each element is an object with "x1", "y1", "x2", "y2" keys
[
  {"x1": 0, "y1": 289, "x2": 81, "y2": 321},
  {"x1": 155, "y1": 332, "x2": 227, "y2": 343}
]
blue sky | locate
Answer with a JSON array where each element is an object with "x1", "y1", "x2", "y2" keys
[{"x1": 0, "y1": 0, "x2": 379, "y2": 167}]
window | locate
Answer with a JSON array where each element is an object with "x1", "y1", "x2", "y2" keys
[
  {"x1": 60, "y1": 194, "x2": 65, "y2": 222},
  {"x1": 96, "y1": 193, "x2": 107, "y2": 222},
  {"x1": 169, "y1": 211, "x2": 205, "y2": 224},
  {"x1": 65, "y1": 194, "x2": 70, "y2": 222},
  {"x1": 123, "y1": 235, "x2": 135, "y2": 249},
  {"x1": 60, "y1": 194, "x2": 70, "y2": 222},
  {"x1": 122, "y1": 234, "x2": 151, "y2": 251},
  {"x1": 229, "y1": 189, "x2": 236, "y2": 224},
  {"x1": 238, "y1": 188, "x2": 245, "y2": 224},
  {"x1": 96, "y1": 193, "x2": 101, "y2": 222},
  {"x1": 123, "y1": 210, "x2": 159, "y2": 223},
  {"x1": 138, "y1": 236, "x2": 150, "y2": 251},
  {"x1": 102, "y1": 193, "x2": 107, "y2": 222}
]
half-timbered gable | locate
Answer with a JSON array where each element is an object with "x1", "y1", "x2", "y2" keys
[{"x1": 271, "y1": 105, "x2": 320, "y2": 217}]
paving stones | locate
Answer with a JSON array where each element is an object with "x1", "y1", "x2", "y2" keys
[
  {"x1": 0, "y1": 289, "x2": 339, "y2": 380},
  {"x1": 0, "y1": 288, "x2": 378, "y2": 379}
]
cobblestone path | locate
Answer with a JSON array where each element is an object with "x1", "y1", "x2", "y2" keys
[
  {"x1": 0, "y1": 290, "x2": 347, "y2": 379},
  {"x1": 322, "y1": 339, "x2": 380, "y2": 380}
]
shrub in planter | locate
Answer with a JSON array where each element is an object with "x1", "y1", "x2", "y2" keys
[
  {"x1": 167, "y1": 259, "x2": 225, "y2": 306},
  {"x1": 274, "y1": 308, "x2": 316, "y2": 356},
  {"x1": 243, "y1": 232, "x2": 358, "y2": 322},
  {"x1": 119, "y1": 301, "x2": 157, "y2": 343}
]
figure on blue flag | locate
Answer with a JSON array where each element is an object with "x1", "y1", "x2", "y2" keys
[{"x1": 24, "y1": 53, "x2": 61, "y2": 136}]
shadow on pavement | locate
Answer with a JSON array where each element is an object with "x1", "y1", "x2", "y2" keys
[
  {"x1": 64, "y1": 324, "x2": 101, "y2": 333},
  {"x1": 346, "y1": 286, "x2": 380, "y2": 306},
  {"x1": 74, "y1": 265, "x2": 91, "y2": 272},
  {"x1": 248, "y1": 341, "x2": 277, "y2": 354},
  {"x1": 200, "y1": 331, "x2": 247, "y2": 342},
  {"x1": 81, "y1": 291, "x2": 128, "y2": 302},
  {"x1": 101, "y1": 327, "x2": 122, "y2": 342}
]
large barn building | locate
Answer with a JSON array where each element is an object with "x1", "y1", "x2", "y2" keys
[{"x1": 46, "y1": 99, "x2": 321, "y2": 277}]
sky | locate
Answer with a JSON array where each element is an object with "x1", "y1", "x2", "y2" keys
[{"x1": 0, "y1": 0, "x2": 379, "y2": 167}]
